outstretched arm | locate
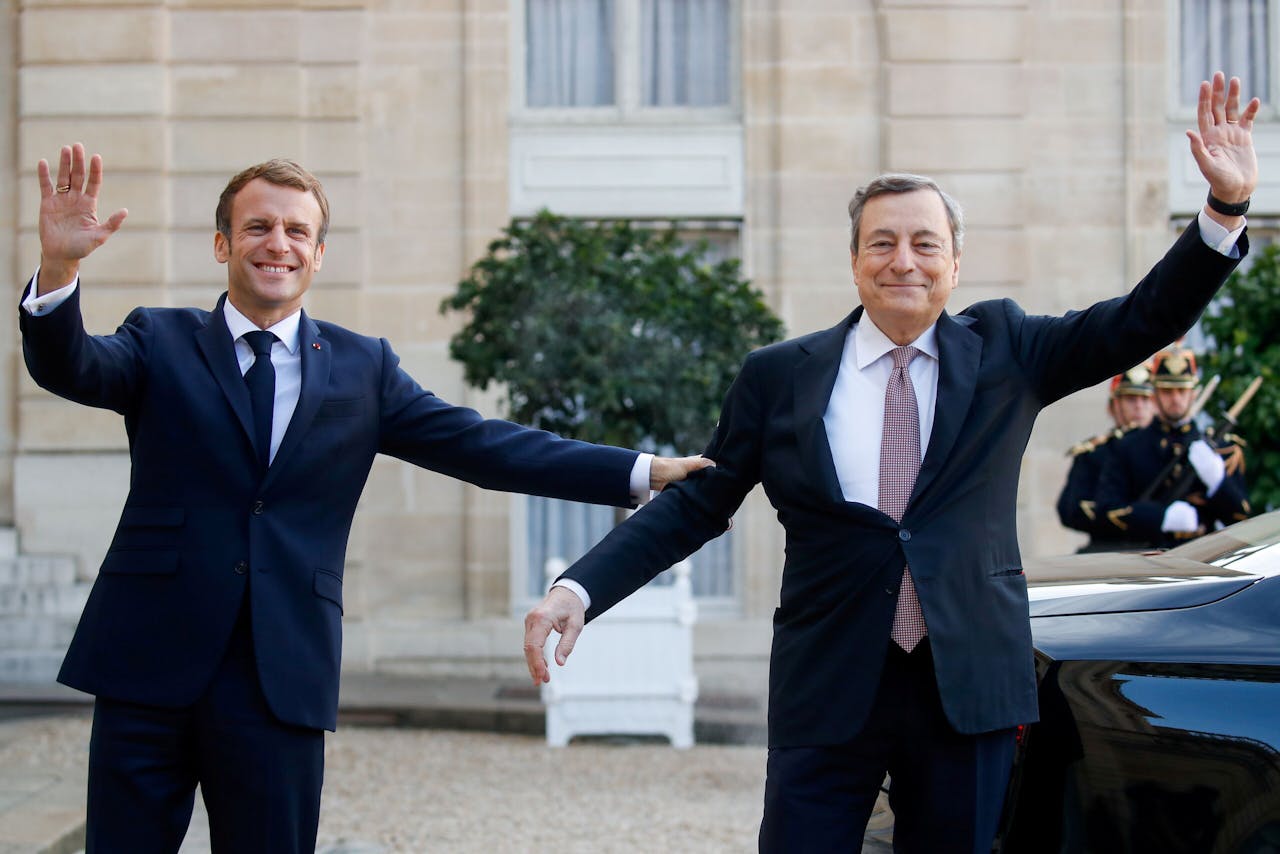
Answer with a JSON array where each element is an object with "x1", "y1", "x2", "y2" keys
[{"x1": 35, "y1": 143, "x2": 128, "y2": 294}]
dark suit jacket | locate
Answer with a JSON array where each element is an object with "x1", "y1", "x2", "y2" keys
[
  {"x1": 20, "y1": 284, "x2": 639, "y2": 731},
  {"x1": 562, "y1": 222, "x2": 1245, "y2": 747}
]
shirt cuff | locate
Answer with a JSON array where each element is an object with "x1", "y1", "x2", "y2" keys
[
  {"x1": 22, "y1": 269, "x2": 79, "y2": 316},
  {"x1": 551, "y1": 579, "x2": 590, "y2": 611},
  {"x1": 1197, "y1": 208, "x2": 1245, "y2": 258},
  {"x1": 629, "y1": 452, "x2": 654, "y2": 506}
]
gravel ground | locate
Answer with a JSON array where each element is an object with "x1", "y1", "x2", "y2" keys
[{"x1": 0, "y1": 714, "x2": 769, "y2": 853}]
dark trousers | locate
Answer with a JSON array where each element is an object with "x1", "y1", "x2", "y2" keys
[
  {"x1": 85, "y1": 603, "x2": 325, "y2": 854},
  {"x1": 759, "y1": 640, "x2": 1016, "y2": 854}
]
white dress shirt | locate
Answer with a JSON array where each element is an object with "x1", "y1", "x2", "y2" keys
[
  {"x1": 223, "y1": 299, "x2": 302, "y2": 465},
  {"x1": 825, "y1": 318, "x2": 937, "y2": 506}
]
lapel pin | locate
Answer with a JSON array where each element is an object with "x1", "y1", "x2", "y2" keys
[{"x1": 312, "y1": 343, "x2": 322, "y2": 350}]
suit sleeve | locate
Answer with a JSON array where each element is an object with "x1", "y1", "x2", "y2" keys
[
  {"x1": 1007, "y1": 221, "x2": 1246, "y2": 406},
  {"x1": 562, "y1": 351, "x2": 766, "y2": 621},
  {"x1": 373, "y1": 338, "x2": 641, "y2": 508},
  {"x1": 18, "y1": 276, "x2": 148, "y2": 414}
]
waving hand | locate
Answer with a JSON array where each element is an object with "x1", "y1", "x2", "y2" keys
[
  {"x1": 36, "y1": 143, "x2": 128, "y2": 294},
  {"x1": 1187, "y1": 72, "x2": 1260, "y2": 226}
]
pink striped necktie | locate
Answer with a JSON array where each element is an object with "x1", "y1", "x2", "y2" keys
[{"x1": 878, "y1": 345, "x2": 927, "y2": 651}]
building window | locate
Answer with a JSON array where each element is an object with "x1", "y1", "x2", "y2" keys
[
  {"x1": 526, "y1": 0, "x2": 615, "y2": 107},
  {"x1": 639, "y1": 0, "x2": 732, "y2": 107},
  {"x1": 521, "y1": 0, "x2": 735, "y2": 116},
  {"x1": 1178, "y1": 0, "x2": 1271, "y2": 106}
]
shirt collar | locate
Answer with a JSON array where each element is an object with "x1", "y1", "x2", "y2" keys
[
  {"x1": 854, "y1": 315, "x2": 940, "y2": 370},
  {"x1": 222, "y1": 299, "x2": 302, "y2": 355}
]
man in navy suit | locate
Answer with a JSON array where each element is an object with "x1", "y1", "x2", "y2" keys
[
  {"x1": 523, "y1": 73, "x2": 1260, "y2": 852},
  {"x1": 20, "y1": 144, "x2": 708, "y2": 853}
]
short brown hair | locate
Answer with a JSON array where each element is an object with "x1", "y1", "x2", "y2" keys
[
  {"x1": 215, "y1": 159, "x2": 330, "y2": 245},
  {"x1": 847, "y1": 173, "x2": 964, "y2": 255}
]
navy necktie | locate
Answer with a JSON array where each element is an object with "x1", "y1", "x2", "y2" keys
[{"x1": 243, "y1": 330, "x2": 277, "y2": 471}]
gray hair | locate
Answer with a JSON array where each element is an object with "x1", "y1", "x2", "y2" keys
[{"x1": 847, "y1": 173, "x2": 964, "y2": 255}]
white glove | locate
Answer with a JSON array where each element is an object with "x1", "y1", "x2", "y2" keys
[
  {"x1": 1161, "y1": 500, "x2": 1199, "y2": 533},
  {"x1": 1188, "y1": 439, "x2": 1226, "y2": 496}
]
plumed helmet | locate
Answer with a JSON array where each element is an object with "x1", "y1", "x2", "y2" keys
[
  {"x1": 1152, "y1": 345, "x2": 1199, "y2": 389},
  {"x1": 1109, "y1": 361, "x2": 1154, "y2": 397}
]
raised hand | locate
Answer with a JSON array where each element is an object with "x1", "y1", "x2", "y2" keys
[
  {"x1": 36, "y1": 143, "x2": 129, "y2": 293},
  {"x1": 1187, "y1": 72, "x2": 1261, "y2": 212}
]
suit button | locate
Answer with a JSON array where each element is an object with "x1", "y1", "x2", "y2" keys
[
  {"x1": 898, "y1": 529, "x2": 911, "y2": 542},
  {"x1": 885, "y1": 587, "x2": 895, "y2": 596},
  {"x1": 252, "y1": 501, "x2": 264, "y2": 515},
  {"x1": 234, "y1": 560, "x2": 248, "y2": 575}
]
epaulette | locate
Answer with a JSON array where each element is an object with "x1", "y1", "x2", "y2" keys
[
  {"x1": 1067, "y1": 430, "x2": 1115, "y2": 457},
  {"x1": 1216, "y1": 433, "x2": 1247, "y2": 476},
  {"x1": 1220, "y1": 431, "x2": 1247, "y2": 448}
]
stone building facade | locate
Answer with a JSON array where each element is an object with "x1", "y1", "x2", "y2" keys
[{"x1": 1, "y1": 0, "x2": 1276, "y2": 691}]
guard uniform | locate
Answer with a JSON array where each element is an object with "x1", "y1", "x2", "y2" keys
[
  {"x1": 1096, "y1": 347, "x2": 1251, "y2": 549},
  {"x1": 1056, "y1": 364, "x2": 1153, "y2": 552}
]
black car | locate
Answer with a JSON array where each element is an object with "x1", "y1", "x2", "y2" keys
[{"x1": 998, "y1": 512, "x2": 1280, "y2": 854}]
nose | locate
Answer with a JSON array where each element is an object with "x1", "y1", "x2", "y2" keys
[
  {"x1": 265, "y1": 223, "x2": 289, "y2": 254},
  {"x1": 889, "y1": 242, "x2": 915, "y2": 274}
]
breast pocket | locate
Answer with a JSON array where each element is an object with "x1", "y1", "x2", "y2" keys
[{"x1": 316, "y1": 397, "x2": 365, "y2": 419}]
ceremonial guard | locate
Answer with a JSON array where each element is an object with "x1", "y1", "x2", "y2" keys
[
  {"x1": 1056, "y1": 363, "x2": 1156, "y2": 552},
  {"x1": 1096, "y1": 345, "x2": 1252, "y2": 548}
]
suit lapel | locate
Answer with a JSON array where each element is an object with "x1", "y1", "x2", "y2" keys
[
  {"x1": 912, "y1": 310, "x2": 981, "y2": 505},
  {"x1": 793, "y1": 311, "x2": 857, "y2": 506},
  {"x1": 195, "y1": 293, "x2": 256, "y2": 449},
  {"x1": 265, "y1": 310, "x2": 330, "y2": 486}
]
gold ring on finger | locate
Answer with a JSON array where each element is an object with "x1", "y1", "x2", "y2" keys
[{"x1": 55, "y1": 185, "x2": 71, "y2": 193}]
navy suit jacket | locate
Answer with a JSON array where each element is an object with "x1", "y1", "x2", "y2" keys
[
  {"x1": 561, "y1": 222, "x2": 1245, "y2": 747},
  {"x1": 20, "y1": 285, "x2": 639, "y2": 731}
]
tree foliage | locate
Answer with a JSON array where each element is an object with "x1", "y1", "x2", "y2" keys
[
  {"x1": 1200, "y1": 243, "x2": 1280, "y2": 511},
  {"x1": 441, "y1": 211, "x2": 785, "y2": 453}
]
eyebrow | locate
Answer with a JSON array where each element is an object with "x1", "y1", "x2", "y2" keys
[
  {"x1": 241, "y1": 217, "x2": 313, "y2": 233},
  {"x1": 864, "y1": 228, "x2": 946, "y2": 242}
]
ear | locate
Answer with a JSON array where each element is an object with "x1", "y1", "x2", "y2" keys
[
  {"x1": 313, "y1": 241, "x2": 325, "y2": 272},
  {"x1": 949, "y1": 251, "x2": 961, "y2": 289},
  {"x1": 214, "y1": 231, "x2": 229, "y2": 264}
]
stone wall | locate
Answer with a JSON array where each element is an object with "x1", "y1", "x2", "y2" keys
[{"x1": 2, "y1": 0, "x2": 1217, "y2": 686}]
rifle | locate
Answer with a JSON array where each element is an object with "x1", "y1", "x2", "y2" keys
[{"x1": 1140, "y1": 375, "x2": 1261, "y2": 505}]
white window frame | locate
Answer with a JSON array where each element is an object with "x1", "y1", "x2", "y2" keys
[{"x1": 510, "y1": 0, "x2": 742, "y2": 126}]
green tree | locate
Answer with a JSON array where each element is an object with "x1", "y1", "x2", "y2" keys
[
  {"x1": 1201, "y1": 243, "x2": 1280, "y2": 511},
  {"x1": 441, "y1": 211, "x2": 785, "y2": 453}
]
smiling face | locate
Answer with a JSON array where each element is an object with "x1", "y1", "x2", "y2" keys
[
  {"x1": 851, "y1": 189, "x2": 960, "y2": 345},
  {"x1": 214, "y1": 178, "x2": 325, "y2": 328}
]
